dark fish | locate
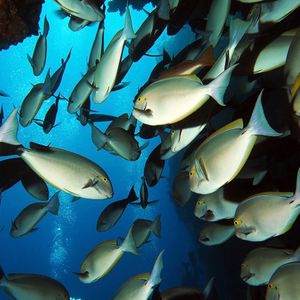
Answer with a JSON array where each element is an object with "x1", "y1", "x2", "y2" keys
[
  {"x1": 0, "y1": 105, "x2": 3, "y2": 126},
  {"x1": 34, "y1": 94, "x2": 62, "y2": 133},
  {"x1": 144, "y1": 144, "x2": 165, "y2": 187},
  {"x1": 50, "y1": 49, "x2": 72, "y2": 95},
  {"x1": 0, "y1": 91, "x2": 9, "y2": 98},
  {"x1": 96, "y1": 186, "x2": 138, "y2": 231}
]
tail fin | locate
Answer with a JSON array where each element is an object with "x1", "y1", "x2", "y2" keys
[
  {"x1": 47, "y1": 192, "x2": 60, "y2": 215},
  {"x1": 198, "y1": 46, "x2": 215, "y2": 67},
  {"x1": 149, "y1": 250, "x2": 164, "y2": 287},
  {"x1": 0, "y1": 108, "x2": 22, "y2": 156},
  {"x1": 158, "y1": 0, "x2": 170, "y2": 21},
  {"x1": 228, "y1": 17, "x2": 251, "y2": 62},
  {"x1": 121, "y1": 226, "x2": 139, "y2": 255},
  {"x1": 203, "y1": 277, "x2": 214, "y2": 299},
  {"x1": 246, "y1": 90, "x2": 282, "y2": 137},
  {"x1": 122, "y1": 6, "x2": 136, "y2": 40},
  {"x1": 151, "y1": 215, "x2": 161, "y2": 238},
  {"x1": 42, "y1": 69, "x2": 52, "y2": 97},
  {"x1": 205, "y1": 64, "x2": 238, "y2": 106},
  {"x1": 27, "y1": 54, "x2": 34, "y2": 70},
  {"x1": 64, "y1": 49, "x2": 72, "y2": 66},
  {"x1": 43, "y1": 16, "x2": 50, "y2": 37},
  {"x1": 127, "y1": 186, "x2": 138, "y2": 202},
  {"x1": 294, "y1": 168, "x2": 300, "y2": 203},
  {"x1": 293, "y1": 244, "x2": 300, "y2": 260},
  {"x1": 0, "y1": 266, "x2": 6, "y2": 283},
  {"x1": 89, "y1": 122, "x2": 108, "y2": 150}
]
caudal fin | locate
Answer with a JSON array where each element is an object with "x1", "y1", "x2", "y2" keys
[
  {"x1": 0, "y1": 266, "x2": 6, "y2": 283},
  {"x1": 294, "y1": 168, "x2": 300, "y2": 203},
  {"x1": 89, "y1": 122, "x2": 108, "y2": 150},
  {"x1": 149, "y1": 250, "x2": 164, "y2": 288},
  {"x1": 203, "y1": 277, "x2": 214, "y2": 299},
  {"x1": 43, "y1": 16, "x2": 50, "y2": 37},
  {"x1": 151, "y1": 215, "x2": 161, "y2": 238},
  {"x1": 122, "y1": 6, "x2": 136, "y2": 40},
  {"x1": 47, "y1": 192, "x2": 60, "y2": 215},
  {"x1": 127, "y1": 186, "x2": 138, "y2": 203},
  {"x1": 205, "y1": 64, "x2": 238, "y2": 106},
  {"x1": 0, "y1": 108, "x2": 22, "y2": 156},
  {"x1": 246, "y1": 90, "x2": 282, "y2": 137},
  {"x1": 121, "y1": 226, "x2": 139, "y2": 255}
]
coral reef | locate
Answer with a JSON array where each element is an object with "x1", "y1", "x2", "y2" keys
[
  {"x1": 0, "y1": 0, "x2": 44, "y2": 50},
  {"x1": 107, "y1": 0, "x2": 157, "y2": 14}
]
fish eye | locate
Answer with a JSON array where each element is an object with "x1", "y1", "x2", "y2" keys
[
  {"x1": 189, "y1": 167, "x2": 195, "y2": 177},
  {"x1": 268, "y1": 283, "x2": 276, "y2": 289},
  {"x1": 234, "y1": 219, "x2": 242, "y2": 226},
  {"x1": 99, "y1": 176, "x2": 108, "y2": 183},
  {"x1": 170, "y1": 130, "x2": 175, "y2": 135},
  {"x1": 197, "y1": 199, "x2": 203, "y2": 205},
  {"x1": 137, "y1": 96, "x2": 145, "y2": 103}
]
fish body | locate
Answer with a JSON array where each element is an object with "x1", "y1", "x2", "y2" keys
[
  {"x1": 194, "y1": 187, "x2": 238, "y2": 221},
  {"x1": 133, "y1": 65, "x2": 236, "y2": 126},
  {"x1": 27, "y1": 17, "x2": 49, "y2": 76},
  {"x1": 88, "y1": 21, "x2": 105, "y2": 69},
  {"x1": 189, "y1": 91, "x2": 281, "y2": 194},
  {"x1": 241, "y1": 246, "x2": 300, "y2": 286},
  {"x1": 55, "y1": 0, "x2": 104, "y2": 22},
  {"x1": 0, "y1": 269, "x2": 69, "y2": 300},
  {"x1": 77, "y1": 227, "x2": 138, "y2": 283},
  {"x1": 93, "y1": 7, "x2": 135, "y2": 103},
  {"x1": 10, "y1": 192, "x2": 60, "y2": 238},
  {"x1": 266, "y1": 262, "x2": 300, "y2": 300}
]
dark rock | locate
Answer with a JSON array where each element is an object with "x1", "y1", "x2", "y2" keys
[
  {"x1": 107, "y1": 0, "x2": 158, "y2": 15},
  {"x1": 0, "y1": 0, "x2": 44, "y2": 50}
]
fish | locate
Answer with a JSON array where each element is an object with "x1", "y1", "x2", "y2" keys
[
  {"x1": 76, "y1": 226, "x2": 138, "y2": 283},
  {"x1": 0, "y1": 109, "x2": 113, "y2": 200},
  {"x1": 285, "y1": 31, "x2": 300, "y2": 99},
  {"x1": 88, "y1": 20, "x2": 105, "y2": 69},
  {"x1": 93, "y1": 7, "x2": 136, "y2": 103},
  {"x1": 234, "y1": 168, "x2": 300, "y2": 242},
  {"x1": 20, "y1": 70, "x2": 52, "y2": 127},
  {"x1": 10, "y1": 192, "x2": 60, "y2": 238},
  {"x1": 96, "y1": 186, "x2": 138, "y2": 232},
  {"x1": 129, "y1": 0, "x2": 170, "y2": 62},
  {"x1": 106, "y1": 113, "x2": 137, "y2": 134},
  {"x1": 27, "y1": 16, "x2": 49, "y2": 76},
  {"x1": 89, "y1": 123, "x2": 146, "y2": 160},
  {"x1": 68, "y1": 66, "x2": 96, "y2": 114},
  {"x1": 205, "y1": 0, "x2": 230, "y2": 47},
  {"x1": 55, "y1": 0, "x2": 104, "y2": 22},
  {"x1": 113, "y1": 251, "x2": 164, "y2": 300},
  {"x1": 130, "y1": 176, "x2": 159, "y2": 208},
  {"x1": 172, "y1": 171, "x2": 193, "y2": 207},
  {"x1": 131, "y1": 216, "x2": 161, "y2": 248},
  {"x1": 189, "y1": 90, "x2": 281, "y2": 194},
  {"x1": 50, "y1": 49, "x2": 72, "y2": 95},
  {"x1": 0, "y1": 158, "x2": 49, "y2": 201},
  {"x1": 68, "y1": 16, "x2": 91, "y2": 31},
  {"x1": 0, "y1": 91, "x2": 9, "y2": 98},
  {"x1": 144, "y1": 144, "x2": 165, "y2": 187},
  {"x1": 156, "y1": 46, "x2": 215, "y2": 81},
  {"x1": 0, "y1": 267, "x2": 69, "y2": 300},
  {"x1": 266, "y1": 262, "x2": 300, "y2": 300},
  {"x1": 132, "y1": 64, "x2": 237, "y2": 126},
  {"x1": 34, "y1": 94, "x2": 62, "y2": 133},
  {"x1": 260, "y1": 0, "x2": 300, "y2": 24},
  {"x1": 152, "y1": 278, "x2": 214, "y2": 300},
  {"x1": 194, "y1": 187, "x2": 238, "y2": 221},
  {"x1": 241, "y1": 246, "x2": 300, "y2": 286},
  {"x1": 0, "y1": 105, "x2": 3, "y2": 126},
  {"x1": 198, "y1": 223, "x2": 235, "y2": 246}
]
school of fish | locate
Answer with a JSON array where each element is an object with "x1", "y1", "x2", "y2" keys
[{"x1": 1, "y1": 0, "x2": 300, "y2": 299}]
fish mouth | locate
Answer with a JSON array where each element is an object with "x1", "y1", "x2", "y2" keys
[
  {"x1": 204, "y1": 210, "x2": 215, "y2": 221},
  {"x1": 241, "y1": 272, "x2": 254, "y2": 282},
  {"x1": 133, "y1": 107, "x2": 153, "y2": 116},
  {"x1": 198, "y1": 235, "x2": 210, "y2": 242},
  {"x1": 236, "y1": 226, "x2": 256, "y2": 237}
]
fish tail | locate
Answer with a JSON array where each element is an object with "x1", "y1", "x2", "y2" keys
[
  {"x1": 127, "y1": 186, "x2": 138, "y2": 202},
  {"x1": 157, "y1": 0, "x2": 170, "y2": 21},
  {"x1": 27, "y1": 54, "x2": 34, "y2": 69},
  {"x1": 43, "y1": 16, "x2": 50, "y2": 37},
  {"x1": 47, "y1": 192, "x2": 60, "y2": 215},
  {"x1": 293, "y1": 168, "x2": 300, "y2": 204},
  {"x1": 122, "y1": 6, "x2": 136, "y2": 40},
  {"x1": 198, "y1": 46, "x2": 215, "y2": 67},
  {"x1": 0, "y1": 266, "x2": 6, "y2": 284},
  {"x1": 246, "y1": 90, "x2": 282, "y2": 137},
  {"x1": 203, "y1": 277, "x2": 214, "y2": 299},
  {"x1": 151, "y1": 215, "x2": 161, "y2": 238},
  {"x1": 42, "y1": 69, "x2": 52, "y2": 97},
  {"x1": 293, "y1": 244, "x2": 300, "y2": 260},
  {"x1": 205, "y1": 64, "x2": 238, "y2": 106},
  {"x1": 120, "y1": 226, "x2": 139, "y2": 255},
  {"x1": 0, "y1": 108, "x2": 23, "y2": 156},
  {"x1": 149, "y1": 250, "x2": 164, "y2": 287}
]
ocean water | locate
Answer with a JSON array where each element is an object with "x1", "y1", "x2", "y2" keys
[{"x1": 0, "y1": 2, "x2": 208, "y2": 299}]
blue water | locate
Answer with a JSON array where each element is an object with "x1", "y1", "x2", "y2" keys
[{"x1": 0, "y1": 2, "x2": 207, "y2": 299}]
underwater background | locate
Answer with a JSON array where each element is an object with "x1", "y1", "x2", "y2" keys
[{"x1": 1, "y1": 0, "x2": 300, "y2": 300}]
